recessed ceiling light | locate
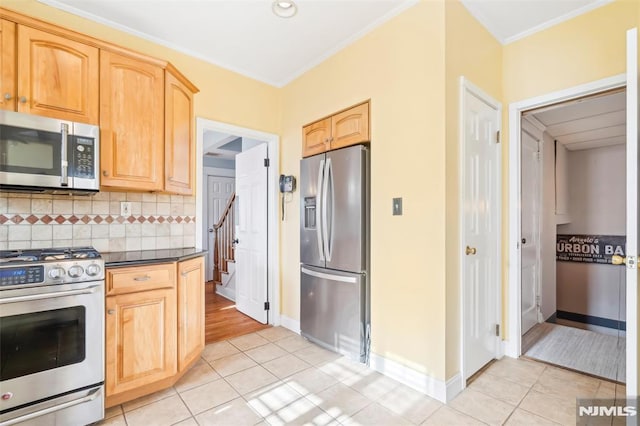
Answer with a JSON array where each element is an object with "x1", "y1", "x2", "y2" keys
[{"x1": 272, "y1": 0, "x2": 297, "y2": 18}]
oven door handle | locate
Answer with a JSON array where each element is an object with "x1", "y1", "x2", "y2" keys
[
  {"x1": 0, "y1": 285, "x2": 100, "y2": 305},
  {"x1": 0, "y1": 387, "x2": 100, "y2": 426}
]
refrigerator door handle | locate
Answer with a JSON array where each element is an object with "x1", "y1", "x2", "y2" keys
[
  {"x1": 327, "y1": 157, "x2": 335, "y2": 261},
  {"x1": 316, "y1": 158, "x2": 325, "y2": 261},
  {"x1": 301, "y1": 267, "x2": 357, "y2": 283},
  {"x1": 322, "y1": 158, "x2": 331, "y2": 261}
]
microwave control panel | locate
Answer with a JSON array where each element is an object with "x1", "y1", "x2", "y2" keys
[{"x1": 70, "y1": 136, "x2": 96, "y2": 179}]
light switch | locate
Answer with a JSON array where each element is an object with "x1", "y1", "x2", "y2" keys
[{"x1": 392, "y1": 197, "x2": 403, "y2": 216}]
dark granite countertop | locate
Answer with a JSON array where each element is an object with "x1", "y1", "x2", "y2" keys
[{"x1": 103, "y1": 248, "x2": 207, "y2": 267}]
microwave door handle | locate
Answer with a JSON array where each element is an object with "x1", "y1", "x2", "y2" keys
[{"x1": 60, "y1": 123, "x2": 69, "y2": 186}]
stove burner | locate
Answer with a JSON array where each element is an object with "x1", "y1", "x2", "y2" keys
[{"x1": 0, "y1": 247, "x2": 101, "y2": 262}]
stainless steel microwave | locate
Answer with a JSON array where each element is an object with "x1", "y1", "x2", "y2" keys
[{"x1": 0, "y1": 110, "x2": 100, "y2": 194}]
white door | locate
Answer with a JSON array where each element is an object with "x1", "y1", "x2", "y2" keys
[
  {"x1": 520, "y1": 130, "x2": 541, "y2": 335},
  {"x1": 625, "y1": 27, "x2": 638, "y2": 398},
  {"x1": 235, "y1": 143, "x2": 268, "y2": 324},
  {"x1": 206, "y1": 175, "x2": 235, "y2": 282},
  {"x1": 461, "y1": 81, "x2": 501, "y2": 380}
]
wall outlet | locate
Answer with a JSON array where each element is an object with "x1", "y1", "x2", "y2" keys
[{"x1": 120, "y1": 201, "x2": 132, "y2": 217}]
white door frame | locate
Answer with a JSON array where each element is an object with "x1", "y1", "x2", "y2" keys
[
  {"x1": 459, "y1": 77, "x2": 503, "y2": 383},
  {"x1": 195, "y1": 117, "x2": 281, "y2": 326},
  {"x1": 506, "y1": 74, "x2": 627, "y2": 359}
]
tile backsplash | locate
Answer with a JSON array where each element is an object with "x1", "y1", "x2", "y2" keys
[{"x1": 0, "y1": 191, "x2": 196, "y2": 252}]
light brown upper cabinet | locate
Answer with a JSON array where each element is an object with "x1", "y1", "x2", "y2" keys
[
  {"x1": 302, "y1": 101, "x2": 370, "y2": 157},
  {"x1": 165, "y1": 68, "x2": 197, "y2": 195},
  {"x1": 0, "y1": 20, "x2": 16, "y2": 111},
  {"x1": 1, "y1": 23, "x2": 99, "y2": 124},
  {"x1": 100, "y1": 51, "x2": 165, "y2": 192}
]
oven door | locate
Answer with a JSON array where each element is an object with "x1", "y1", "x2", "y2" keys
[{"x1": 0, "y1": 281, "x2": 104, "y2": 412}]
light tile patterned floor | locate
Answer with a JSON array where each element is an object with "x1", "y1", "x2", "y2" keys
[{"x1": 100, "y1": 327, "x2": 625, "y2": 426}]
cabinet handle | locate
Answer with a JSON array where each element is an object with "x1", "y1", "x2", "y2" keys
[
  {"x1": 133, "y1": 275, "x2": 151, "y2": 281},
  {"x1": 102, "y1": 170, "x2": 109, "y2": 177},
  {"x1": 324, "y1": 138, "x2": 329, "y2": 143},
  {"x1": 107, "y1": 309, "x2": 115, "y2": 315},
  {"x1": 180, "y1": 267, "x2": 199, "y2": 277},
  {"x1": 18, "y1": 96, "x2": 27, "y2": 104},
  {"x1": 3, "y1": 93, "x2": 11, "y2": 101},
  {"x1": 329, "y1": 136, "x2": 334, "y2": 142}
]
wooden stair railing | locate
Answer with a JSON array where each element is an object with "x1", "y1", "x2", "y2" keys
[{"x1": 213, "y1": 193, "x2": 236, "y2": 284}]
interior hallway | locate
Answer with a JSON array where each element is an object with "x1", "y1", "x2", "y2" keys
[
  {"x1": 100, "y1": 327, "x2": 625, "y2": 425},
  {"x1": 205, "y1": 281, "x2": 270, "y2": 343}
]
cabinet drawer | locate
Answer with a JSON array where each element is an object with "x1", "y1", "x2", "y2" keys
[{"x1": 106, "y1": 263, "x2": 176, "y2": 295}]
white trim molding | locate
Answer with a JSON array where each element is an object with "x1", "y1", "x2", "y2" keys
[
  {"x1": 196, "y1": 117, "x2": 281, "y2": 327},
  {"x1": 369, "y1": 353, "x2": 462, "y2": 403},
  {"x1": 505, "y1": 73, "x2": 627, "y2": 359},
  {"x1": 279, "y1": 315, "x2": 300, "y2": 334}
]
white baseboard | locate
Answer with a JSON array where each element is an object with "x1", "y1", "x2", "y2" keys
[
  {"x1": 369, "y1": 353, "x2": 462, "y2": 403},
  {"x1": 280, "y1": 315, "x2": 300, "y2": 334},
  {"x1": 215, "y1": 285, "x2": 235, "y2": 302}
]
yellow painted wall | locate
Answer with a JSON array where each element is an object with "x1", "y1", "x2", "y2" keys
[
  {"x1": 280, "y1": 1, "x2": 449, "y2": 380},
  {"x1": 2, "y1": 0, "x2": 281, "y2": 134},
  {"x1": 443, "y1": 0, "x2": 502, "y2": 379},
  {"x1": 501, "y1": 0, "x2": 639, "y2": 339}
]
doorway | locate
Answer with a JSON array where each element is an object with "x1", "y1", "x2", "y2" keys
[
  {"x1": 518, "y1": 89, "x2": 627, "y2": 382},
  {"x1": 506, "y1": 54, "x2": 637, "y2": 395},
  {"x1": 195, "y1": 118, "x2": 280, "y2": 335}
]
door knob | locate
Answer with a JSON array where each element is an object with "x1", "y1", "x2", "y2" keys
[
  {"x1": 208, "y1": 228, "x2": 214, "y2": 233},
  {"x1": 465, "y1": 246, "x2": 477, "y2": 255},
  {"x1": 3, "y1": 93, "x2": 11, "y2": 101},
  {"x1": 521, "y1": 238, "x2": 527, "y2": 244},
  {"x1": 18, "y1": 96, "x2": 27, "y2": 104},
  {"x1": 612, "y1": 255, "x2": 626, "y2": 265}
]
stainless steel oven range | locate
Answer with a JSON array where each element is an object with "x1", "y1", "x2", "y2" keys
[{"x1": 0, "y1": 247, "x2": 104, "y2": 426}]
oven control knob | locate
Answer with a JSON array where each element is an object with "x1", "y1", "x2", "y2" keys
[
  {"x1": 68, "y1": 265, "x2": 84, "y2": 278},
  {"x1": 48, "y1": 267, "x2": 65, "y2": 280},
  {"x1": 86, "y1": 263, "x2": 101, "y2": 277}
]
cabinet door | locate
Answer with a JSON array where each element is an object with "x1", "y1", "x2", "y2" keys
[
  {"x1": 165, "y1": 71, "x2": 194, "y2": 195},
  {"x1": 0, "y1": 19, "x2": 16, "y2": 111},
  {"x1": 330, "y1": 102, "x2": 370, "y2": 150},
  {"x1": 302, "y1": 117, "x2": 331, "y2": 158},
  {"x1": 16, "y1": 26, "x2": 99, "y2": 124},
  {"x1": 177, "y1": 256, "x2": 205, "y2": 371},
  {"x1": 100, "y1": 51, "x2": 164, "y2": 191},
  {"x1": 106, "y1": 288, "x2": 177, "y2": 397}
]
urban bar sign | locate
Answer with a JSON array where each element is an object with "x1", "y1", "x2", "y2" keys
[{"x1": 556, "y1": 234, "x2": 626, "y2": 265}]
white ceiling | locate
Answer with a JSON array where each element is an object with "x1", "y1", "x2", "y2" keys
[
  {"x1": 527, "y1": 90, "x2": 626, "y2": 151},
  {"x1": 38, "y1": 0, "x2": 614, "y2": 87},
  {"x1": 460, "y1": 0, "x2": 613, "y2": 44},
  {"x1": 38, "y1": 0, "x2": 418, "y2": 87}
]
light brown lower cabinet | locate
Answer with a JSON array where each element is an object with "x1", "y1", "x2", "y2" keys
[
  {"x1": 177, "y1": 256, "x2": 205, "y2": 372},
  {"x1": 105, "y1": 256, "x2": 204, "y2": 407}
]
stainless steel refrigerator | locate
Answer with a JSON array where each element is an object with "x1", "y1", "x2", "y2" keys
[{"x1": 300, "y1": 144, "x2": 370, "y2": 363}]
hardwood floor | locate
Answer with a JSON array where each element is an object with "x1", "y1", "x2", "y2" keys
[{"x1": 205, "y1": 281, "x2": 270, "y2": 343}]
